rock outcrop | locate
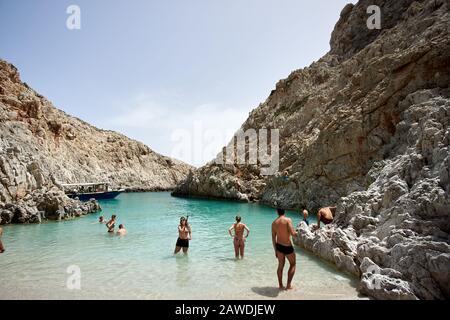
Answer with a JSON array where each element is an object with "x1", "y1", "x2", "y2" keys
[
  {"x1": 0, "y1": 60, "x2": 193, "y2": 224},
  {"x1": 0, "y1": 188, "x2": 101, "y2": 224},
  {"x1": 173, "y1": 0, "x2": 450, "y2": 299}
]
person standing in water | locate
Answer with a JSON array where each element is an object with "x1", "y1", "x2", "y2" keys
[
  {"x1": 174, "y1": 216, "x2": 191, "y2": 254},
  {"x1": 272, "y1": 208, "x2": 298, "y2": 290},
  {"x1": 0, "y1": 218, "x2": 5, "y2": 253},
  {"x1": 228, "y1": 215, "x2": 250, "y2": 259},
  {"x1": 106, "y1": 214, "x2": 116, "y2": 233},
  {"x1": 116, "y1": 224, "x2": 127, "y2": 236}
]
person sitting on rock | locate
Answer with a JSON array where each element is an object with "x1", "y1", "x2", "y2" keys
[
  {"x1": 116, "y1": 224, "x2": 127, "y2": 236},
  {"x1": 106, "y1": 214, "x2": 116, "y2": 233},
  {"x1": 312, "y1": 207, "x2": 336, "y2": 230},
  {"x1": 0, "y1": 218, "x2": 5, "y2": 253}
]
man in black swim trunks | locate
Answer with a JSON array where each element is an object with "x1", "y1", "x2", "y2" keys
[
  {"x1": 272, "y1": 208, "x2": 298, "y2": 290},
  {"x1": 174, "y1": 216, "x2": 191, "y2": 254}
]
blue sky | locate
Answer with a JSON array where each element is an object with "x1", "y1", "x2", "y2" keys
[{"x1": 0, "y1": 0, "x2": 354, "y2": 166}]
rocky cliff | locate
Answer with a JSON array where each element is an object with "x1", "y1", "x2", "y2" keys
[
  {"x1": 173, "y1": 0, "x2": 450, "y2": 299},
  {"x1": 0, "y1": 60, "x2": 193, "y2": 224}
]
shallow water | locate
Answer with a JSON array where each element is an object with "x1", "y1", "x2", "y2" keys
[{"x1": 0, "y1": 192, "x2": 362, "y2": 299}]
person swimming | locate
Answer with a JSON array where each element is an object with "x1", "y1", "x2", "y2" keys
[
  {"x1": 174, "y1": 216, "x2": 191, "y2": 254},
  {"x1": 99, "y1": 216, "x2": 105, "y2": 223},
  {"x1": 106, "y1": 215, "x2": 116, "y2": 233},
  {"x1": 272, "y1": 208, "x2": 298, "y2": 290},
  {"x1": 228, "y1": 215, "x2": 250, "y2": 259},
  {"x1": 116, "y1": 224, "x2": 127, "y2": 236}
]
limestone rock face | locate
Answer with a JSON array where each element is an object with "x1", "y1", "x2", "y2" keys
[
  {"x1": 0, "y1": 60, "x2": 193, "y2": 224},
  {"x1": 0, "y1": 187, "x2": 101, "y2": 224},
  {"x1": 173, "y1": 0, "x2": 450, "y2": 299}
]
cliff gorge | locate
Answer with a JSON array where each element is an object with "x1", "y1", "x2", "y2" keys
[
  {"x1": 0, "y1": 60, "x2": 193, "y2": 224},
  {"x1": 173, "y1": 0, "x2": 450, "y2": 299}
]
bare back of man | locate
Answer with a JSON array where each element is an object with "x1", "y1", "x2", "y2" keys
[
  {"x1": 272, "y1": 209, "x2": 297, "y2": 290},
  {"x1": 316, "y1": 206, "x2": 336, "y2": 229}
]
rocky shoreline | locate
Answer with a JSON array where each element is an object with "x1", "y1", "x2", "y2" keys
[
  {"x1": 0, "y1": 58, "x2": 192, "y2": 225},
  {"x1": 172, "y1": 0, "x2": 450, "y2": 300},
  {"x1": 291, "y1": 87, "x2": 450, "y2": 299},
  {"x1": 0, "y1": 184, "x2": 189, "y2": 225},
  {"x1": 0, "y1": 187, "x2": 101, "y2": 224}
]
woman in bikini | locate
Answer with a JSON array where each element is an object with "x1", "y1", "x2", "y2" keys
[
  {"x1": 228, "y1": 215, "x2": 250, "y2": 259},
  {"x1": 174, "y1": 216, "x2": 192, "y2": 254}
]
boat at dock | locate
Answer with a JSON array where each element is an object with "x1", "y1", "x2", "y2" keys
[{"x1": 61, "y1": 182, "x2": 124, "y2": 201}]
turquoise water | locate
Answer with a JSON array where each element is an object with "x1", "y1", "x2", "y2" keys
[{"x1": 0, "y1": 192, "x2": 361, "y2": 299}]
